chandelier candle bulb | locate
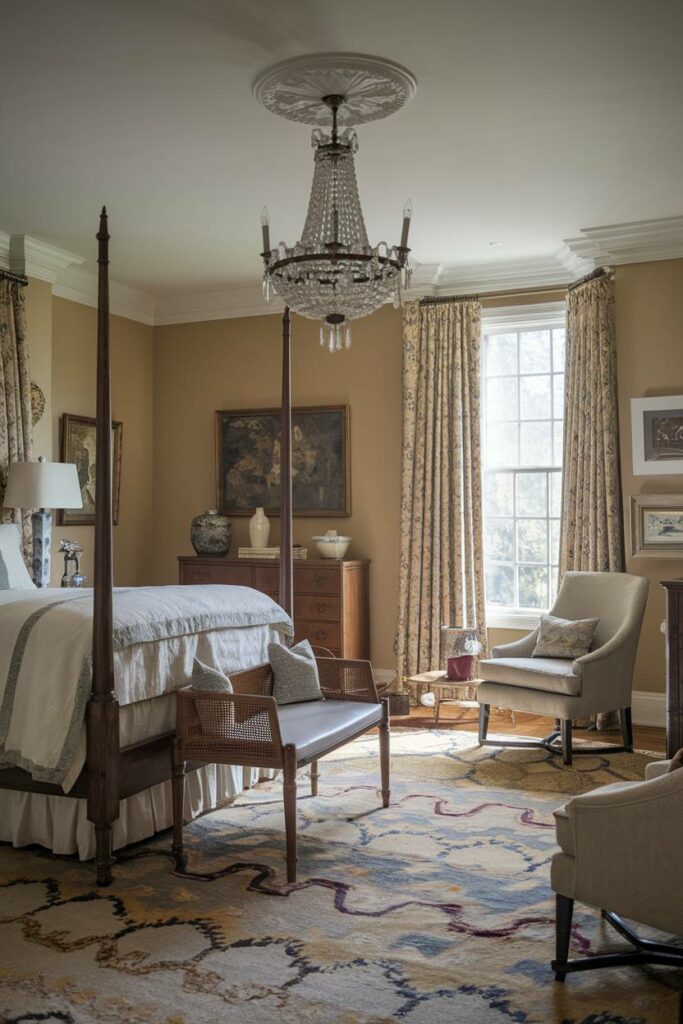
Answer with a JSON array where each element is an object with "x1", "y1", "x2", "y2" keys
[
  {"x1": 400, "y1": 198, "x2": 412, "y2": 248},
  {"x1": 260, "y1": 206, "x2": 271, "y2": 253}
]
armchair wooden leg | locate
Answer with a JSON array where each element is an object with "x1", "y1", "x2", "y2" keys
[
  {"x1": 619, "y1": 707, "x2": 634, "y2": 752},
  {"x1": 478, "y1": 703, "x2": 490, "y2": 744},
  {"x1": 283, "y1": 744, "x2": 298, "y2": 883},
  {"x1": 172, "y1": 743, "x2": 186, "y2": 871},
  {"x1": 379, "y1": 697, "x2": 391, "y2": 808},
  {"x1": 560, "y1": 719, "x2": 572, "y2": 766},
  {"x1": 310, "y1": 759, "x2": 319, "y2": 797},
  {"x1": 552, "y1": 894, "x2": 574, "y2": 981}
]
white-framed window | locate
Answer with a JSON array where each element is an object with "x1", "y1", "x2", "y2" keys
[{"x1": 481, "y1": 303, "x2": 566, "y2": 629}]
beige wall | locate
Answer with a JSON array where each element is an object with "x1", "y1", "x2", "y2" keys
[
  {"x1": 616, "y1": 259, "x2": 683, "y2": 692},
  {"x1": 153, "y1": 306, "x2": 403, "y2": 667},
  {"x1": 20, "y1": 258, "x2": 683, "y2": 686},
  {"x1": 50, "y1": 298, "x2": 155, "y2": 586}
]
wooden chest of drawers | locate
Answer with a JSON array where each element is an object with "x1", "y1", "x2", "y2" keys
[{"x1": 178, "y1": 556, "x2": 370, "y2": 660}]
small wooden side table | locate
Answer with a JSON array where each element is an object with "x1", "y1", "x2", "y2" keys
[{"x1": 406, "y1": 671, "x2": 516, "y2": 727}]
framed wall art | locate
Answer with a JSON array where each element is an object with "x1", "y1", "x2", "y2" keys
[
  {"x1": 628, "y1": 494, "x2": 683, "y2": 558},
  {"x1": 215, "y1": 405, "x2": 350, "y2": 517},
  {"x1": 631, "y1": 395, "x2": 683, "y2": 475},
  {"x1": 59, "y1": 414, "x2": 123, "y2": 525}
]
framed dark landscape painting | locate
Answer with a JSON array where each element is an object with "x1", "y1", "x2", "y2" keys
[
  {"x1": 59, "y1": 414, "x2": 123, "y2": 525},
  {"x1": 215, "y1": 405, "x2": 350, "y2": 516}
]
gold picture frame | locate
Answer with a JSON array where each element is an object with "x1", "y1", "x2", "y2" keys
[
  {"x1": 59, "y1": 414, "x2": 123, "y2": 526},
  {"x1": 628, "y1": 494, "x2": 683, "y2": 558}
]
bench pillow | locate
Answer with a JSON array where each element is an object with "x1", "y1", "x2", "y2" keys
[
  {"x1": 532, "y1": 613, "x2": 599, "y2": 660},
  {"x1": 269, "y1": 639, "x2": 324, "y2": 705},
  {"x1": 191, "y1": 658, "x2": 233, "y2": 734},
  {"x1": 0, "y1": 524, "x2": 36, "y2": 590}
]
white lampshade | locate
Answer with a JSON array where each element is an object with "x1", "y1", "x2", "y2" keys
[{"x1": 4, "y1": 459, "x2": 83, "y2": 510}]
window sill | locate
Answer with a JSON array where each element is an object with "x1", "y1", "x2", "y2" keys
[{"x1": 486, "y1": 609, "x2": 542, "y2": 631}]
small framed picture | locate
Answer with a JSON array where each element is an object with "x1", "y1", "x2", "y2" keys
[
  {"x1": 628, "y1": 495, "x2": 683, "y2": 558},
  {"x1": 631, "y1": 395, "x2": 683, "y2": 475},
  {"x1": 59, "y1": 414, "x2": 123, "y2": 526}
]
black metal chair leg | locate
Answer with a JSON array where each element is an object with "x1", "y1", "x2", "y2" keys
[
  {"x1": 561, "y1": 719, "x2": 572, "y2": 765},
  {"x1": 478, "y1": 703, "x2": 490, "y2": 744},
  {"x1": 619, "y1": 707, "x2": 634, "y2": 752},
  {"x1": 552, "y1": 894, "x2": 574, "y2": 982}
]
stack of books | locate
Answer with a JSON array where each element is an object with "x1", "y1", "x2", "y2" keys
[{"x1": 237, "y1": 546, "x2": 308, "y2": 560}]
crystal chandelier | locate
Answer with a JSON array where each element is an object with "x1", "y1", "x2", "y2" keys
[{"x1": 255, "y1": 56, "x2": 416, "y2": 352}]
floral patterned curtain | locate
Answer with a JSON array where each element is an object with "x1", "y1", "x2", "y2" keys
[
  {"x1": 397, "y1": 298, "x2": 487, "y2": 680},
  {"x1": 559, "y1": 272, "x2": 624, "y2": 575},
  {"x1": 0, "y1": 277, "x2": 33, "y2": 557}
]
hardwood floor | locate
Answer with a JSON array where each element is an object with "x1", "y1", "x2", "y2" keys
[{"x1": 393, "y1": 705, "x2": 667, "y2": 756}]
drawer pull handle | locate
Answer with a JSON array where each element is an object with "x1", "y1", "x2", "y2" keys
[
  {"x1": 315, "y1": 602, "x2": 327, "y2": 613},
  {"x1": 315, "y1": 629, "x2": 328, "y2": 640},
  {"x1": 314, "y1": 575, "x2": 327, "y2": 586}
]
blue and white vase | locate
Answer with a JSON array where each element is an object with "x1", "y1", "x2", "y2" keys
[{"x1": 191, "y1": 509, "x2": 232, "y2": 556}]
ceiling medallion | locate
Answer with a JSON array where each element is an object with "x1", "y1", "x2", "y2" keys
[{"x1": 255, "y1": 53, "x2": 417, "y2": 352}]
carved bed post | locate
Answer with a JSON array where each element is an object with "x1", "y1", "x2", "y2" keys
[
  {"x1": 86, "y1": 207, "x2": 120, "y2": 886},
  {"x1": 279, "y1": 306, "x2": 294, "y2": 622}
]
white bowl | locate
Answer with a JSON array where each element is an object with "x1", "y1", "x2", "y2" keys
[{"x1": 313, "y1": 535, "x2": 351, "y2": 559}]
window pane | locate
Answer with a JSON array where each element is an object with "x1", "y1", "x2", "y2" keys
[
  {"x1": 519, "y1": 330, "x2": 550, "y2": 373},
  {"x1": 553, "y1": 374, "x2": 564, "y2": 419},
  {"x1": 553, "y1": 421, "x2": 564, "y2": 466},
  {"x1": 520, "y1": 421, "x2": 552, "y2": 465},
  {"x1": 486, "y1": 376, "x2": 518, "y2": 421},
  {"x1": 549, "y1": 471, "x2": 562, "y2": 517},
  {"x1": 518, "y1": 565, "x2": 548, "y2": 609},
  {"x1": 550, "y1": 566, "x2": 559, "y2": 599},
  {"x1": 516, "y1": 472, "x2": 547, "y2": 516},
  {"x1": 486, "y1": 422, "x2": 519, "y2": 467},
  {"x1": 550, "y1": 518, "x2": 561, "y2": 564},
  {"x1": 486, "y1": 333, "x2": 517, "y2": 376},
  {"x1": 485, "y1": 519, "x2": 514, "y2": 562},
  {"x1": 520, "y1": 375, "x2": 551, "y2": 420},
  {"x1": 484, "y1": 472, "x2": 514, "y2": 517},
  {"x1": 486, "y1": 563, "x2": 514, "y2": 606},
  {"x1": 553, "y1": 327, "x2": 566, "y2": 370},
  {"x1": 517, "y1": 519, "x2": 548, "y2": 563}
]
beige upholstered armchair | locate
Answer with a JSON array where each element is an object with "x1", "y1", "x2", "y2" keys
[
  {"x1": 551, "y1": 758, "x2": 683, "y2": 977},
  {"x1": 477, "y1": 571, "x2": 649, "y2": 764}
]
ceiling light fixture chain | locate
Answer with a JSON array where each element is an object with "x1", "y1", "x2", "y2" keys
[{"x1": 255, "y1": 53, "x2": 416, "y2": 352}]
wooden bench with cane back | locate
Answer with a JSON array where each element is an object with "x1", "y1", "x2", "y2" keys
[{"x1": 172, "y1": 656, "x2": 390, "y2": 882}]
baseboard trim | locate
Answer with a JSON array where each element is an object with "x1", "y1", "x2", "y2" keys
[{"x1": 631, "y1": 689, "x2": 666, "y2": 728}]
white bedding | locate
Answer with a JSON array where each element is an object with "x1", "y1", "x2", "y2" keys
[{"x1": 0, "y1": 584, "x2": 291, "y2": 859}]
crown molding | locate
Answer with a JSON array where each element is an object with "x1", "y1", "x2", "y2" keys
[
  {"x1": 52, "y1": 265, "x2": 156, "y2": 326},
  {"x1": 154, "y1": 285, "x2": 284, "y2": 326},
  {"x1": 3, "y1": 214, "x2": 681, "y2": 328},
  {"x1": 1, "y1": 232, "x2": 84, "y2": 283},
  {"x1": 561, "y1": 215, "x2": 683, "y2": 268}
]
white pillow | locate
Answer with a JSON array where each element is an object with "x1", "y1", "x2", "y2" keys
[{"x1": 0, "y1": 524, "x2": 35, "y2": 590}]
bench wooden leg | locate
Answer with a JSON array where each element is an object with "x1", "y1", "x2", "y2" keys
[
  {"x1": 283, "y1": 744, "x2": 298, "y2": 883},
  {"x1": 310, "y1": 759, "x2": 319, "y2": 797},
  {"x1": 172, "y1": 742, "x2": 186, "y2": 871},
  {"x1": 380, "y1": 697, "x2": 391, "y2": 808}
]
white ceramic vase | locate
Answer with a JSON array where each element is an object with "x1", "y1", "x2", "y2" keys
[{"x1": 249, "y1": 507, "x2": 270, "y2": 548}]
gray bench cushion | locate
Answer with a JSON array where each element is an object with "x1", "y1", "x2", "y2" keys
[
  {"x1": 479, "y1": 656, "x2": 581, "y2": 696},
  {"x1": 277, "y1": 700, "x2": 382, "y2": 762}
]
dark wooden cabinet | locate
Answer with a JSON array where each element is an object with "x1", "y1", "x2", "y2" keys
[
  {"x1": 178, "y1": 556, "x2": 370, "y2": 660},
  {"x1": 662, "y1": 579, "x2": 683, "y2": 758}
]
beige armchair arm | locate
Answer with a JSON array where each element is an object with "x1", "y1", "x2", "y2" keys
[
  {"x1": 645, "y1": 759, "x2": 671, "y2": 780},
  {"x1": 315, "y1": 657, "x2": 379, "y2": 703},
  {"x1": 491, "y1": 628, "x2": 539, "y2": 659},
  {"x1": 564, "y1": 770, "x2": 683, "y2": 934}
]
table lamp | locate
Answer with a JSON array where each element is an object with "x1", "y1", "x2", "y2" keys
[{"x1": 4, "y1": 456, "x2": 83, "y2": 587}]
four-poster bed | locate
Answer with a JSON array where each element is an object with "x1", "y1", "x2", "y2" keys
[{"x1": 0, "y1": 210, "x2": 299, "y2": 885}]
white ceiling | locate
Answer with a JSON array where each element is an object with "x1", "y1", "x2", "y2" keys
[{"x1": 1, "y1": 0, "x2": 681, "y2": 298}]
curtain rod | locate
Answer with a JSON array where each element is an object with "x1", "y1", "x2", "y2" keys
[
  {"x1": 0, "y1": 267, "x2": 29, "y2": 286},
  {"x1": 419, "y1": 293, "x2": 480, "y2": 305},
  {"x1": 419, "y1": 282, "x2": 569, "y2": 305},
  {"x1": 566, "y1": 266, "x2": 614, "y2": 293}
]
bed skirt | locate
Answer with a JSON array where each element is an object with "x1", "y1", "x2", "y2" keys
[{"x1": 0, "y1": 763, "x2": 272, "y2": 861}]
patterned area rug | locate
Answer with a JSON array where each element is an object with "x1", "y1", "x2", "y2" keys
[{"x1": 0, "y1": 729, "x2": 679, "y2": 1024}]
